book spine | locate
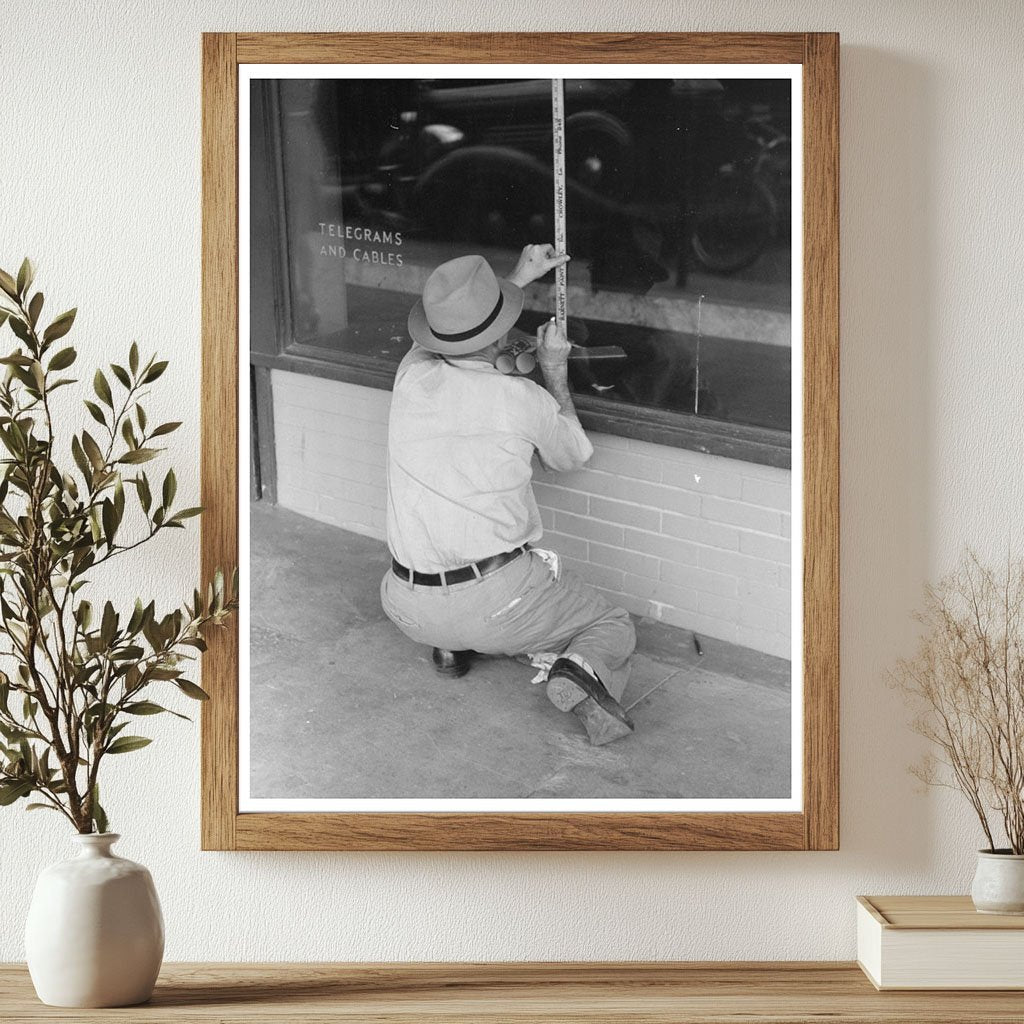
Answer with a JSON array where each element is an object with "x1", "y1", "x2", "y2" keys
[{"x1": 855, "y1": 902, "x2": 883, "y2": 989}]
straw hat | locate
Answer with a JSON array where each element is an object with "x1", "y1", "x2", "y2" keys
[{"x1": 407, "y1": 255, "x2": 524, "y2": 355}]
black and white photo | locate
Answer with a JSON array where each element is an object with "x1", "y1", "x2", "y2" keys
[{"x1": 241, "y1": 64, "x2": 802, "y2": 812}]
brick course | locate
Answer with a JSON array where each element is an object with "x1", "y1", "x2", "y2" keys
[{"x1": 271, "y1": 371, "x2": 793, "y2": 660}]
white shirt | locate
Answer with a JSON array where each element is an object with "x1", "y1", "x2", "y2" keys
[{"x1": 386, "y1": 344, "x2": 593, "y2": 573}]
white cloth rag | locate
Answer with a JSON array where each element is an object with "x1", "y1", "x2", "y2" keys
[
  {"x1": 517, "y1": 547, "x2": 594, "y2": 684},
  {"x1": 522, "y1": 547, "x2": 563, "y2": 683}
]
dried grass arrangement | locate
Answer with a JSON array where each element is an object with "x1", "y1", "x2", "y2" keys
[{"x1": 894, "y1": 552, "x2": 1024, "y2": 854}]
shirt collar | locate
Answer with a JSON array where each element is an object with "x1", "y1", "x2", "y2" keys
[{"x1": 439, "y1": 354, "x2": 501, "y2": 375}]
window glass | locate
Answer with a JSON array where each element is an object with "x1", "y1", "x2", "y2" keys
[{"x1": 268, "y1": 77, "x2": 792, "y2": 433}]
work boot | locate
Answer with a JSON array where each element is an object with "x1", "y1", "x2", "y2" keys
[
  {"x1": 545, "y1": 657, "x2": 634, "y2": 746},
  {"x1": 432, "y1": 648, "x2": 473, "y2": 678}
]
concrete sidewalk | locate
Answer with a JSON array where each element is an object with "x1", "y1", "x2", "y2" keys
[{"x1": 249, "y1": 502, "x2": 791, "y2": 801}]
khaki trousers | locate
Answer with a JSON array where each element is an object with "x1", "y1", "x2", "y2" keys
[{"x1": 380, "y1": 549, "x2": 635, "y2": 699}]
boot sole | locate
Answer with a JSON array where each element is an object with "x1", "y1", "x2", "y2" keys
[
  {"x1": 546, "y1": 675, "x2": 588, "y2": 712},
  {"x1": 546, "y1": 673, "x2": 635, "y2": 746}
]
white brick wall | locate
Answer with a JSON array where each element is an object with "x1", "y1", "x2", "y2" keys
[
  {"x1": 272, "y1": 371, "x2": 390, "y2": 538},
  {"x1": 271, "y1": 370, "x2": 793, "y2": 659}
]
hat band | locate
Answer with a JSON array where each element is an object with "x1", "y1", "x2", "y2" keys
[{"x1": 429, "y1": 292, "x2": 504, "y2": 343}]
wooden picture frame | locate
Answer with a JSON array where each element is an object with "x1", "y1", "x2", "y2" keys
[{"x1": 201, "y1": 32, "x2": 838, "y2": 851}]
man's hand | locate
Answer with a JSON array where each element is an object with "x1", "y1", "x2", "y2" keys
[
  {"x1": 535, "y1": 318, "x2": 579, "y2": 422},
  {"x1": 507, "y1": 243, "x2": 570, "y2": 288},
  {"x1": 536, "y1": 318, "x2": 571, "y2": 371}
]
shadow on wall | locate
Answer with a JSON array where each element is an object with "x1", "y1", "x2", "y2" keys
[{"x1": 839, "y1": 48, "x2": 938, "y2": 870}]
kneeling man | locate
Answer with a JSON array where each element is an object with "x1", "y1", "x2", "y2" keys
[{"x1": 381, "y1": 244, "x2": 636, "y2": 745}]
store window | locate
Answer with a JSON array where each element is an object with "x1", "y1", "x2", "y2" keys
[{"x1": 249, "y1": 76, "x2": 794, "y2": 466}]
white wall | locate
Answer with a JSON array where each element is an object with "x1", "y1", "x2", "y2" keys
[{"x1": 1, "y1": 0, "x2": 1022, "y2": 962}]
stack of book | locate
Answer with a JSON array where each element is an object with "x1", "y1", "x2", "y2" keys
[{"x1": 857, "y1": 895, "x2": 1024, "y2": 990}]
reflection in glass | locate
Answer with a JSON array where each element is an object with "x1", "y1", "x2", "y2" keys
[{"x1": 269, "y1": 77, "x2": 792, "y2": 433}]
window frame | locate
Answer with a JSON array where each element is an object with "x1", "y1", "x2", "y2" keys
[{"x1": 249, "y1": 74, "x2": 794, "y2": 469}]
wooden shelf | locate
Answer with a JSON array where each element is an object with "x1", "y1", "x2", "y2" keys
[{"x1": 4, "y1": 962, "x2": 1024, "y2": 1022}]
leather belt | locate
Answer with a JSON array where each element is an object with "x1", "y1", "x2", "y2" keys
[{"x1": 392, "y1": 546, "x2": 527, "y2": 587}]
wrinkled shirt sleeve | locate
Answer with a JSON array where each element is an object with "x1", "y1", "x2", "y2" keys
[{"x1": 529, "y1": 386, "x2": 594, "y2": 472}]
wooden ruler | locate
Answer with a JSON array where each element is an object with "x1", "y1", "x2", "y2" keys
[
  {"x1": 550, "y1": 79, "x2": 626, "y2": 368},
  {"x1": 551, "y1": 78, "x2": 568, "y2": 335}
]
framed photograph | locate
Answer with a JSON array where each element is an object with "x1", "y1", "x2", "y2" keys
[{"x1": 201, "y1": 32, "x2": 838, "y2": 850}]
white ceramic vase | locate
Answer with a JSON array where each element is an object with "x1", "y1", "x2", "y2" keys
[
  {"x1": 25, "y1": 833, "x2": 164, "y2": 1007},
  {"x1": 971, "y1": 849, "x2": 1024, "y2": 915}
]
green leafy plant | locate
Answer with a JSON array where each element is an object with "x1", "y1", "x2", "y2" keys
[{"x1": 0, "y1": 259, "x2": 237, "y2": 833}]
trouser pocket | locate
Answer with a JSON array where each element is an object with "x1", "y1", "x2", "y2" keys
[
  {"x1": 380, "y1": 571, "x2": 471, "y2": 650},
  {"x1": 481, "y1": 553, "x2": 549, "y2": 625},
  {"x1": 380, "y1": 572, "x2": 420, "y2": 630}
]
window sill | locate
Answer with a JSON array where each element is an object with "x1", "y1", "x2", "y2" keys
[{"x1": 250, "y1": 347, "x2": 791, "y2": 469}]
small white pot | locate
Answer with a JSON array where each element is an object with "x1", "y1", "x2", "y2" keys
[
  {"x1": 25, "y1": 833, "x2": 164, "y2": 1007},
  {"x1": 971, "y1": 849, "x2": 1024, "y2": 915}
]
